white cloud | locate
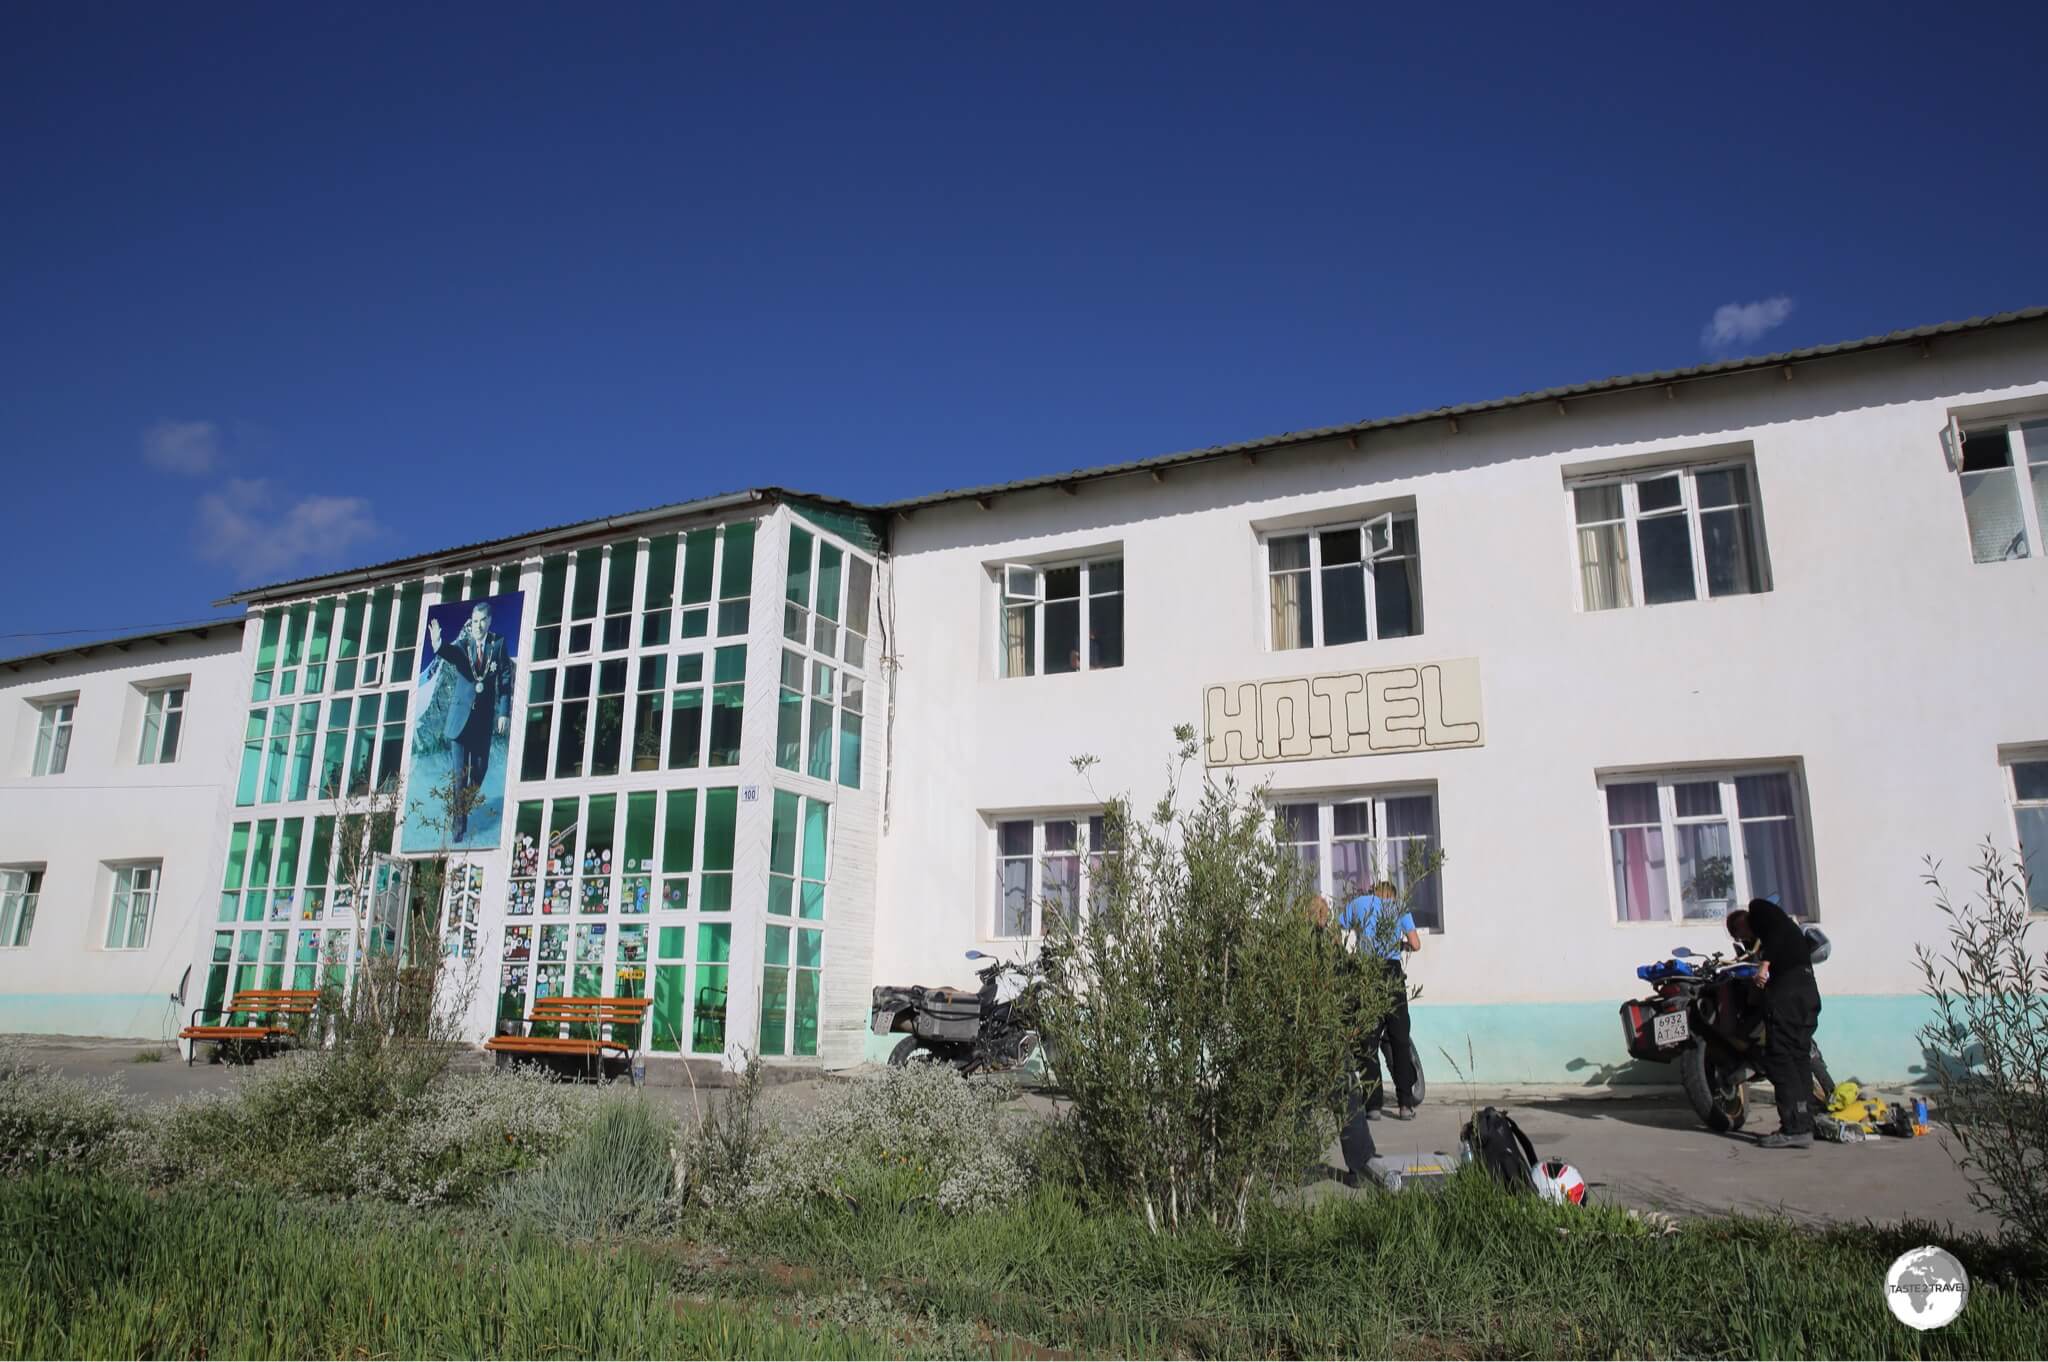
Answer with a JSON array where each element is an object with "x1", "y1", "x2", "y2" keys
[
  {"x1": 196, "y1": 477, "x2": 381, "y2": 580},
  {"x1": 142, "y1": 419, "x2": 222, "y2": 475},
  {"x1": 1700, "y1": 296, "x2": 1795, "y2": 352}
]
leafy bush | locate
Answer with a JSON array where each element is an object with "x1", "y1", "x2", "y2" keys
[
  {"x1": 752, "y1": 1063, "x2": 1034, "y2": 1214},
  {"x1": 492, "y1": 1094, "x2": 673, "y2": 1235},
  {"x1": 1916, "y1": 843, "x2": 2048, "y2": 1249},
  {"x1": 1035, "y1": 727, "x2": 1409, "y2": 1235},
  {"x1": 0, "y1": 1045, "x2": 136, "y2": 1177}
]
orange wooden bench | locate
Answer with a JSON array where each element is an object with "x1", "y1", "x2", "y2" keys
[
  {"x1": 485, "y1": 995, "x2": 652, "y2": 1083},
  {"x1": 179, "y1": 988, "x2": 321, "y2": 1065}
]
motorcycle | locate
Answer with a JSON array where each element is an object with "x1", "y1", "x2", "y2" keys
[
  {"x1": 1619, "y1": 937, "x2": 1835, "y2": 1133},
  {"x1": 870, "y1": 950, "x2": 1045, "y2": 1075}
]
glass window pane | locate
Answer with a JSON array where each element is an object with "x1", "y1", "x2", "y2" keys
[
  {"x1": 2016, "y1": 806, "x2": 2048, "y2": 912},
  {"x1": 997, "y1": 855, "x2": 1032, "y2": 937},
  {"x1": 1321, "y1": 558, "x2": 1368, "y2": 645},
  {"x1": 1576, "y1": 522, "x2": 1632, "y2": 611},
  {"x1": 2014, "y1": 761, "x2": 2048, "y2": 802},
  {"x1": 680, "y1": 529, "x2": 717, "y2": 604},
  {"x1": 1960, "y1": 425, "x2": 2012, "y2": 472},
  {"x1": 816, "y1": 543, "x2": 843, "y2": 623},
  {"x1": 1605, "y1": 782, "x2": 1660, "y2": 826},
  {"x1": 1672, "y1": 781, "x2": 1722, "y2": 818},
  {"x1": 1637, "y1": 513, "x2": 1697, "y2": 604},
  {"x1": 1610, "y1": 826, "x2": 1669, "y2": 922},
  {"x1": 1043, "y1": 565, "x2": 1080, "y2": 600},
  {"x1": 1372, "y1": 557, "x2": 1421, "y2": 638},
  {"x1": 1734, "y1": 772, "x2": 1795, "y2": 819},
  {"x1": 1269, "y1": 534, "x2": 1309, "y2": 573},
  {"x1": 1695, "y1": 466, "x2": 1748, "y2": 509},
  {"x1": 1045, "y1": 598, "x2": 1081, "y2": 674},
  {"x1": 1383, "y1": 795, "x2": 1434, "y2": 839},
  {"x1": 1088, "y1": 593, "x2": 1124, "y2": 670},
  {"x1": 1574, "y1": 484, "x2": 1623, "y2": 524},
  {"x1": 1637, "y1": 474, "x2": 1683, "y2": 513},
  {"x1": 844, "y1": 556, "x2": 873, "y2": 641},
  {"x1": 785, "y1": 526, "x2": 814, "y2": 607},
  {"x1": 1961, "y1": 468, "x2": 2031, "y2": 563},
  {"x1": 1701, "y1": 506, "x2": 1763, "y2": 597},
  {"x1": 1741, "y1": 818, "x2": 1809, "y2": 919},
  {"x1": 1675, "y1": 819, "x2": 1735, "y2": 920},
  {"x1": 801, "y1": 801, "x2": 829, "y2": 882}
]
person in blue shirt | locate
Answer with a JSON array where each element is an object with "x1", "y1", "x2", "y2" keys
[{"x1": 1340, "y1": 879, "x2": 1423, "y2": 1119}]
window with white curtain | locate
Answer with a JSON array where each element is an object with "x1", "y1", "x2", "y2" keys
[
  {"x1": 2008, "y1": 755, "x2": 2048, "y2": 913},
  {"x1": 1602, "y1": 768, "x2": 1813, "y2": 924},
  {"x1": 1955, "y1": 418, "x2": 2048, "y2": 564},
  {"x1": 1569, "y1": 462, "x2": 1770, "y2": 611},
  {"x1": 1265, "y1": 513, "x2": 1422, "y2": 650},
  {"x1": 106, "y1": 863, "x2": 161, "y2": 950},
  {"x1": 997, "y1": 557, "x2": 1123, "y2": 678},
  {"x1": 992, "y1": 813, "x2": 1115, "y2": 938},
  {"x1": 0, "y1": 867, "x2": 42, "y2": 948},
  {"x1": 1270, "y1": 790, "x2": 1442, "y2": 930}
]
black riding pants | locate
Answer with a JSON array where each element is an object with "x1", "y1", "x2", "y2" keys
[
  {"x1": 1361, "y1": 959, "x2": 1419, "y2": 1111},
  {"x1": 1761, "y1": 967, "x2": 1822, "y2": 1134}
]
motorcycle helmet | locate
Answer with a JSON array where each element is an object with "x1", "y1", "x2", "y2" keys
[{"x1": 1532, "y1": 1159, "x2": 1588, "y2": 1206}]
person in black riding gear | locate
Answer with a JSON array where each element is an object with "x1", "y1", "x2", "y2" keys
[{"x1": 1726, "y1": 897, "x2": 1821, "y2": 1149}]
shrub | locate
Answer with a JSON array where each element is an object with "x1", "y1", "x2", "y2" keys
[
  {"x1": 748, "y1": 1063, "x2": 1034, "y2": 1214},
  {"x1": 1035, "y1": 727, "x2": 1418, "y2": 1235},
  {"x1": 135, "y1": 1051, "x2": 590, "y2": 1206},
  {"x1": 492, "y1": 1094, "x2": 673, "y2": 1235},
  {"x1": 1916, "y1": 844, "x2": 2048, "y2": 1250},
  {"x1": 0, "y1": 1045, "x2": 136, "y2": 1177},
  {"x1": 674, "y1": 1052, "x2": 773, "y2": 1211}
]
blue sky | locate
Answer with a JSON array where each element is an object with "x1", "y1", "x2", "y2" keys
[{"x1": 4, "y1": 2, "x2": 2045, "y2": 651}]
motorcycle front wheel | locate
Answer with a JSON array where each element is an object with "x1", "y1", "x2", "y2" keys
[{"x1": 1679, "y1": 1043, "x2": 1748, "y2": 1133}]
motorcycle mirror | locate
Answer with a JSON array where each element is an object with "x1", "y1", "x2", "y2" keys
[
  {"x1": 1671, "y1": 947, "x2": 1695, "y2": 958},
  {"x1": 964, "y1": 950, "x2": 987, "y2": 960}
]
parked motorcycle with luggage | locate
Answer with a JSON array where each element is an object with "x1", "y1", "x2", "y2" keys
[
  {"x1": 871, "y1": 950, "x2": 1047, "y2": 1076},
  {"x1": 1618, "y1": 929, "x2": 1834, "y2": 1132}
]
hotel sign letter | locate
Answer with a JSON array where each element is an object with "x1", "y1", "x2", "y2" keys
[{"x1": 1202, "y1": 658, "x2": 1484, "y2": 767}]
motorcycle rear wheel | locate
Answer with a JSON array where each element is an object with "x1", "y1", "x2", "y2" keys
[
  {"x1": 1679, "y1": 1043, "x2": 1748, "y2": 1133},
  {"x1": 888, "y1": 1036, "x2": 944, "y2": 1068}
]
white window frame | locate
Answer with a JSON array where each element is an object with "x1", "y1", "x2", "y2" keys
[
  {"x1": 137, "y1": 683, "x2": 187, "y2": 766},
  {"x1": 778, "y1": 524, "x2": 875, "y2": 784},
  {"x1": 0, "y1": 866, "x2": 42, "y2": 949},
  {"x1": 1599, "y1": 766, "x2": 1815, "y2": 926},
  {"x1": 1267, "y1": 788, "x2": 1443, "y2": 930},
  {"x1": 1262, "y1": 511, "x2": 1421, "y2": 651},
  {"x1": 1566, "y1": 459, "x2": 1771, "y2": 612},
  {"x1": 995, "y1": 555, "x2": 1124, "y2": 678},
  {"x1": 31, "y1": 698, "x2": 76, "y2": 777},
  {"x1": 990, "y1": 812, "x2": 1114, "y2": 940},
  {"x1": 2006, "y1": 750, "x2": 2048, "y2": 915},
  {"x1": 1955, "y1": 416, "x2": 2048, "y2": 564},
  {"x1": 105, "y1": 862, "x2": 161, "y2": 951}
]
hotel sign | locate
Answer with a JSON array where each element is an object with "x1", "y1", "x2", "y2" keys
[{"x1": 1203, "y1": 658, "x2": 1485, "y2": 767}]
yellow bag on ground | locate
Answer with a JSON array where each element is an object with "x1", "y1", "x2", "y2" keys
[{"x1": 1825, "y1": 1080, "x2": 1886, "y2": 1133}]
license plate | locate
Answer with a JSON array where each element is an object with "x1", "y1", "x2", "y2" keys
[{"x1": 1652, "y1": 1011, "x2": 1691, "y2": 1048}]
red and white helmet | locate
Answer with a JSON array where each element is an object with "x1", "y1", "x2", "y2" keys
[{"x1": 1533, "y1": 1159, "x2": 1587, "y2": 1205}]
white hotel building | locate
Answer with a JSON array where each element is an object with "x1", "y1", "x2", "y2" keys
[{"x1": 3, "y1": 308, "x2": 2045, "y2": 1084}]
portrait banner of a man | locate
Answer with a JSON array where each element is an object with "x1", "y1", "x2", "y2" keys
[{"x1": 400, "y1": 591, "x2": 524, "y2": 853}]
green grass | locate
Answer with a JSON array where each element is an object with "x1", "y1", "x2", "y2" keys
[
  {"x1": 716, "y1": 1172, "x2": 2048, "y2": 1359},
  {"x1": 0, "y1": 1176, "x2": 918, "y2": 1360},
  {"x1": 4, "y1": 1170, "x2": 2043, "y2": 1359}
]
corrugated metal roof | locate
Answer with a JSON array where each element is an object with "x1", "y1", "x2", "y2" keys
[
  {"x1": 880, "y1": 305, "x2": 2048, "y2": 511},
  {"x1": 212, "y1": 304, "x2": 2048, "y2": 608},
  {"x1": 220, "y1": 486, "x2": 881, "y2": 606},
  {"x1": 0, "y1": 621, "x2": 241, "y2": 672}
]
